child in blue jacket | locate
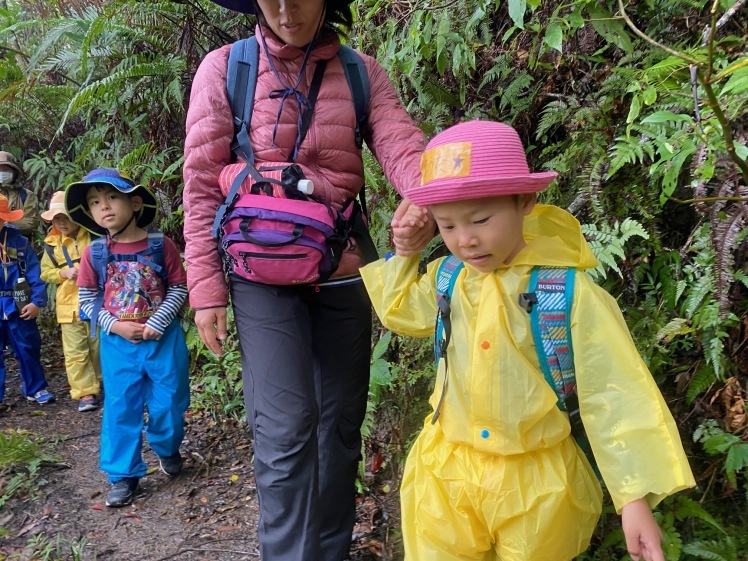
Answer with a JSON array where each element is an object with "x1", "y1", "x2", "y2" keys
[{"x1": 0, "y1": 194, "x2": 54, "y2": 404}]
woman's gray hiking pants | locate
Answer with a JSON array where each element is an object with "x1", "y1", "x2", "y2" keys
[{"x1": 231, "y1": 277, "x2": 372, "y2": 561}]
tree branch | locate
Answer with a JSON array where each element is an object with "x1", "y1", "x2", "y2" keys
[
  {"x1": 702, "y1": 0, "x2": 748, "y2": 45},
  {"x1": 669, "y1": 195, "x2": 748, "y2": 204},
  {"x1": 704, "y1": 0, "x2": 719, "y2": 81},
  {"x1": 617, "y1": 0, "x2": 701, "y2": 65},
  {"x1": 697, "y1": 69, "x2": 748, "y2": 185}
]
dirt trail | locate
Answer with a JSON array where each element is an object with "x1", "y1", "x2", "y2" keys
[{"x1": 0, "y1": 345, "x2": 391, "y2": 560}]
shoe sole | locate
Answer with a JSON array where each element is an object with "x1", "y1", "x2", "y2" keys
[
  {"x1": 159, "y1": 461, "x2": 182, "y2": 477},
  {"x1": 105, "y1": 498, "x2": 133, "y2": 508},
  {"x1": 78, "y1": 404, "x2": 99, "y2": 412}
]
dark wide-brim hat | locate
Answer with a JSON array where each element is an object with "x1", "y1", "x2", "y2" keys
[
  {"x1": 209, "y1": 0, "x2": 256, "y2": 13},
  {"x1": 406, "y1": 120, "x2": 558, "y2": 206},
  {"x1": 208, "y1": 0, "x2": 354, "y2": 14},
  {"x1": 65, "y1": 168, "x2": 158, "y2": 235}
]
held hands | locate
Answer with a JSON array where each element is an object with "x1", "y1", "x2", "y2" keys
[
  {"x1": 19, "y1": 303, "x2": 40, "y2": 320},
  {"x1": 392, "y1": 198, "x2": 435, "y2": 256},
  {"x1": 195, "y1": 307, "x2": 228, "y2": 356},
  {"x1": 621, "y1": 498, "x2": 665, "y2": 561}
]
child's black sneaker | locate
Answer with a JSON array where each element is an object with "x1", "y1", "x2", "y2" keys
[
  {"x1": 105, "y1": 478, "x2": 139, "y2": 508},
  {"x1": 159, "y1": 453, "x2": 183, "y2": 476},
  {"x1": 78, "y1": 394, "x2": 101, "y2": 412}
]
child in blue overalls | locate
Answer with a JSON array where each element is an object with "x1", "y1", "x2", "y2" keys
[
  {"x1": 64, "y1": 168, "x2": 190, "y2": 508},
  {"x1": 0, "y1": 194, "x2": 54, "y2": 405}
]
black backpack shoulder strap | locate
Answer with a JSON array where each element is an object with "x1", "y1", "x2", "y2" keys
[{"x1": 44, "y1": 243, "x2": 59, "y2": 268}]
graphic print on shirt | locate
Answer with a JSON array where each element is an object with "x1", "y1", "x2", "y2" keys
[{"x1": 104, "y1": 259, "x2": 164, "y2": 321}]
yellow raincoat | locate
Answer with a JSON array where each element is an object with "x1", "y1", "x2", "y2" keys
[
  {"x1": 361, "y1": 205, "x2": 694, "y2": 561},
  {"x1": 40, "y1": 227, "x2": 101, "y2": 399}
]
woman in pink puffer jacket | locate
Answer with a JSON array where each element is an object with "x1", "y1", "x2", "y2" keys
[{"x1": 183, "y1": 1, "x2": 432, "y2": 560}]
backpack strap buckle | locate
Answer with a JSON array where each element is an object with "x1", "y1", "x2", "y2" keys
[{"x1": 518, "y1": 292, "x2": 538, "y2": 313}]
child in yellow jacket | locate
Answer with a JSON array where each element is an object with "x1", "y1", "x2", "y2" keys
[
  {"x1": 40, "y1": 191, "x2": 102, "y2": 412},
  {"x1": 361, "y1": 121, "x2": 695, "y2": 561}
]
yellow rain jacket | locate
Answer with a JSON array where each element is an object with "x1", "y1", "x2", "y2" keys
[
  {"x1": 40, "y1": 228, "x2": 92, "y2": 323},
  {"x1": 361, "y1": 205, "x2": 694, "y2": 559}
]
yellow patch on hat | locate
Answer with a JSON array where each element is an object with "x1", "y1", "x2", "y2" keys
[{"x1": 420, "y1": 142, "x2": 471, "y2": 185}]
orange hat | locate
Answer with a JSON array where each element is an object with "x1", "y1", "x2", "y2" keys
[
  {"x1": 0, "y1": 193, "x2": 24, "y2": 222},
  {"x1": 41, "y1": 190, "x2": 68, "y2": 222}
]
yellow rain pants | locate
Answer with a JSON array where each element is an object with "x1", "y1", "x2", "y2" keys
[
  {"x1": 401, "y1": 417, "x2": 602, "y2": 561},
  {"x1": 60, "y1": 319, "x2": 101, "y2": 399}
]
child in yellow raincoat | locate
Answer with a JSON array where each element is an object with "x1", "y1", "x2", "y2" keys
[
  {"x1": 360, "y1": 120, "x2": 695, "y2": 561},
  {"x1": 40, "y1": 191, "x2": 102, "y2": 412}
]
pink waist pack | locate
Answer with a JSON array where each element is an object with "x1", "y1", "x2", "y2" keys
[{"x1": 212, "y1": 164, "x2": 353, "y2": 285}]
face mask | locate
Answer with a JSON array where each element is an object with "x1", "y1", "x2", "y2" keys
[{"x1": 0, "y1": 171, "x2": 14, "y2": 185}]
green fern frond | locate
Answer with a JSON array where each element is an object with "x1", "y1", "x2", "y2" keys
[
  {"x1": 682, "y1": 537, "x2": 737, "y2": 561},
  {"x1": 59, "y1": 57, "x2": 185, "y2": 130},
  {"x1": 655, "y1": 317, "x2": 691, "y2": 343},
  {"x1": 685, "y1": 364, "x2": 715, "y2": 404},
  {"x1": 119, "y1": 142, "x2": 156, "y2": 171},
  {"x1": 684, "y1": 274, "x2": 712, "y2": 318}
]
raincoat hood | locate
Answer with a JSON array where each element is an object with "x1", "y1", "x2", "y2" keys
[{"x1": 507, "y1": 204, "x2": 598, "y2": 270}]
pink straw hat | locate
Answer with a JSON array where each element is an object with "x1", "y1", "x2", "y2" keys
[{"x1": 406, "y1": 120, "x2": 557, "y2": 206}]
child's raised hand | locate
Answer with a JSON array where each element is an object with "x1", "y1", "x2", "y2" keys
[
  {"x1": 142, "y1": 326, "x2": 162, "y2": 341},
  {"x1": 112, "y1": 321, "x2": 145, "y2": 344},
  {"x1": 621, "y1": 498, "x2": 665, "y2": 561},
  {"x1": 391, "y1": 198, "x2": 434, "y2": 256},
  {"x1": 19, "y1": 303, "x2": 40, "y2": 320}
]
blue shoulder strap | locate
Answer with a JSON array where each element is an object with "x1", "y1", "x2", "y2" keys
[
  {"x1": 227, "y1": 36, "x2": 259, "y2": 167},
  {"x1": 525, "y1": 266, "x2": 599, "y2": 478},
  {"x1": 527, "y1": 267, "x2": 577, "y2": 408},
  {"x1": 213, "y1": 37, "x2": 261, "y2": 239},
  {"x1": 431, "y1": 254, "x2": 464, "y2": 423},
  {"x1": 434, "y1": 254, "x2": 464, "y2": 365},
  {"x1": 338, "y1": 44, "x2": 370, "y2": 149},
  {"x1": 19, "y1": 187, "x2": 27, "y2": 205},
  {"x1": 143, "y1": 231, "x2": 166, "y2": 280},
  {"x1": 87, "y1": 237, "x2": 108, "y2": 333}
]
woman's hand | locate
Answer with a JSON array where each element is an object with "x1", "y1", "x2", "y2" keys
[
  {"x1": 391, "y1": 198, "x2": 435, "y2": 256},
  {"x1": 621, "y1": 498, "x2": 665, "y2": 561},
  {"x1": 195, "y1": 307, "x2": 228, "y2": 356}
]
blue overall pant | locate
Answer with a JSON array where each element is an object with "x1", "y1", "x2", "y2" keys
[
  {"x1": 99, "y1": 320, "x2": 190, "y2": 483},
  {"x1": 0, "y1": 314, "x2": 47, "y2": 402}
]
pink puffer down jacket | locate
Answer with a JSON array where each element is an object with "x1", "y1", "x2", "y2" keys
[{"x1": 183, "y1": 25, "x2": 426, "y2": 309}]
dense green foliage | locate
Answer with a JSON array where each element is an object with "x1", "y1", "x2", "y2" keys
[{"x1": 1, "y1": 0, "x2": 746, "y2": 558}]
